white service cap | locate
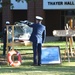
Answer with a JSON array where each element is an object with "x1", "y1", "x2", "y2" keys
[
  {"x1": 6, "y1": 21, "x2": 10, "y2": 25},
  {"x1": 36, "y1": 16, "x2": 43, "y2": 20}
]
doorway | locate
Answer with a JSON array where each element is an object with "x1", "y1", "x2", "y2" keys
[
  {"x1": 65, "y1": 16, "x2": 75, "y2": 29},
  {"x1": 45, "y1": 10, "x2": 61, "y2": 36}
]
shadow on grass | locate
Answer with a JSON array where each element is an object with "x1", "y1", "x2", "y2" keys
[{"x1": 0, "y1": 64, "x2": 75, "y2": 74}]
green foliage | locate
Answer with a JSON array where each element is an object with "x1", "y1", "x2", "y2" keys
[{"x1": 16, "y1": 0, "x2": 37, "y2": 3}]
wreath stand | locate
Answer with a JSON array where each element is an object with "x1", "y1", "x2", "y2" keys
[
  {"x1": 6, "y1": 25, "x2": 22, "y2": 67},
  {"x1": 64, "y1": 19, "x2": 75, "y2": 62}
]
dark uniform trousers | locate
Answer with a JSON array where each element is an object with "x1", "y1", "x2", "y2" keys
[{"x1": 33, "y1": 42, "x2": 41, "y2": 65}]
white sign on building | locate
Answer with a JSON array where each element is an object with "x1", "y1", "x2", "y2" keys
[
  {"x1": 43, "y1": 0, "x2": 75, "y2": 9},
  {"x1": 0, "y1": 0, "x2": 2, "y2": 8},
  {"x1": 11, "y1": 0, "x2": 27, "y2": 10}
]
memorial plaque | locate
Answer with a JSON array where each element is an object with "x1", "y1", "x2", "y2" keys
[{"x1": 41, "y1": 46, "x2": 61, "y2": 64}]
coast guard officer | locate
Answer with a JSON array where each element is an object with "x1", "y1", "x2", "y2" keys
[
  {"x1": 2, "y1": 21, "x2": 10, "y2": 56},
  {"x1": 25, "y1": 16, "x2": 46, "y2": 66}
]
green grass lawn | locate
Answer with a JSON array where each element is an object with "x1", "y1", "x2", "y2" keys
[{"x1": 0, "y1": 41, "x2": 75, "y2": 75}]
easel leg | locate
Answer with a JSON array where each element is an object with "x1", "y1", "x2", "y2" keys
[
  {"x1": 69, "y1": 37, "x2": 73, "y2": 57},
  {"x1": 66, "y1": 37, "x2": 70, "y2": 62}
]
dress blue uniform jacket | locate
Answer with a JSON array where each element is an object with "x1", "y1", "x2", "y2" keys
[{"x1": 28, "y1": 23, "x2": 46, "y2": 43}]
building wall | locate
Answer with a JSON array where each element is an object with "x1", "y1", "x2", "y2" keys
[
  {"x1": 28, "y1": 0, "x2": 61, "y2": 36},
  {"x1": 2, "y1": 0, "x2": 61, "y2": 36},
  {"x1": 28, "y1": 0, "x2": 45, "y2": 23},
  {"x1": 12, "y1": 10, "x2": 27, "y2": 23},
  {"x1": 2, "y1": 0, "x2": 12, "y2": 27},
  {"x1": 2, "y1": 0, "x2": 27, "y2": 27},
  {"x1": 0, "y1": 12, "x2": 2, "y2": 32},
  {"x1": 2, "y1": 0, "x2": 75, "y2": 37}
]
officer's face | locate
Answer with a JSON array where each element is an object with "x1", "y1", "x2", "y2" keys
[
  {"x1": 36, "y1": 20, "x2": 39, "y2": 23},
  {"x1": 36, "y1": 19, "x2": 42, "y2": 24}
]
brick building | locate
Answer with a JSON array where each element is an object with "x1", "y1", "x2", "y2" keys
[{"x1": 1, "y1": 0, "x2": 75, "y2": 37}]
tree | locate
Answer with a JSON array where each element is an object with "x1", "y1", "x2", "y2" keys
[{"x1": 0, "y1": 0, "x2": 36, "y2": 9}]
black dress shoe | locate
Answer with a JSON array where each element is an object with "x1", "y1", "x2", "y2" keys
[
  {"x1": 31, "y1": 64, "x2": 38, "y2": 66},
  {"x1": 38, "y1": 64, "x2": 41, "y2": 66}
]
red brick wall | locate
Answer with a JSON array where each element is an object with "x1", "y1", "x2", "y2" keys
[
  {"x1": 2, "y1": 0, "x2": 13, "y2": 27},
  {"x1": 28, "y1": 0, "x2": 45, "y2": 23},
  {"x1": 2, "y1": 0, "x2": 44, "y2": 26}
]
